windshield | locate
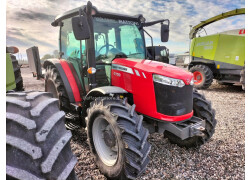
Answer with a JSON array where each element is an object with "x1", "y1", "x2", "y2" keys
[{"x1": 93, "y1": 17, "x2": 145, "y2": 63}]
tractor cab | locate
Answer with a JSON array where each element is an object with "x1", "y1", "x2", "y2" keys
[{"x1": 60, "y1": 15, "x2": 148, "y2": 89}]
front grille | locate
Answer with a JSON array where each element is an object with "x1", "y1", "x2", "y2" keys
[{"x1": 154, "y1": 82, "x2": 193, "y2": 116}]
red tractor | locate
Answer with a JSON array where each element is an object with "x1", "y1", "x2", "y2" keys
[{"x1": 36, "y1": 1, "x2": 216, "y2": 179}]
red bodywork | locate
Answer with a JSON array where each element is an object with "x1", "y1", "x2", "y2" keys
[
  {"x1": 111, "y1": 58, "x2": 194, "y2": 122},
  {"x1": 60, "y1": 60, "x2": 82, "y2": 102}
]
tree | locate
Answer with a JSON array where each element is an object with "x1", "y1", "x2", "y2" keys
[{"x1": 41, "y1": 54, "x2": 53, "y2": 61}]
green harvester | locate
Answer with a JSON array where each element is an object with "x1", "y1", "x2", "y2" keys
[{"x1": 189, "y1": 8, "x2": 245, "y2": 90}]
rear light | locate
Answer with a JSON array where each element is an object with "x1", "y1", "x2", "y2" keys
[{"x1": 153, "y1": 74, "x2": 185, "y2": 88}]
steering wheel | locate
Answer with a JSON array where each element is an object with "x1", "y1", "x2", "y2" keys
[{"x1": 97, "y1": 44, "x2": 115, "y2": 55}]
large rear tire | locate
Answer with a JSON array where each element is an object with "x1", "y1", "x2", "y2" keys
[
  {"x1": 45, "y1": 66, "x2": 70, "y2": 112},
  {"x1": 86, "y1": 98, "x2": 151, "y2": 179},
  {"x1": 45, "y1": 66, "x2": 81, "y2": 130},
  {"x1": 164, "y1": 90, "x2": 217, "y2": 148},
  {"x1": 240, "y1": 66, "x2": 245, "y2": 90},
  {"x1": 11, "y1": 54, "x2": 24, "y2": 91},
  {"x1": 190, "y1": 65, "x2": 213, "y2": 89},
  {"x1": 6, "y1": 91, "x2": 77, "y2": 180}
]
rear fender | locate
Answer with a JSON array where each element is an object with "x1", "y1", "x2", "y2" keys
[{"x1": 44, "y1": 59, "x2": 84, "y2": 103}]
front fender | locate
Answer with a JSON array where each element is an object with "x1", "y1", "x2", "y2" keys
[{"x1": 82, "y1": 86, "x2": 128, "y2": 114}]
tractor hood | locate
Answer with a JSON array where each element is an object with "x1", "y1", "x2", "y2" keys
[{"x1": 112, "y1": 58, "x2": 193, "y2": 85}]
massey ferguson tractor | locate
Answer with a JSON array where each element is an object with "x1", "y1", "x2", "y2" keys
[{"x1": 28, "y1": 1, "x2": 216, "y2": 179}]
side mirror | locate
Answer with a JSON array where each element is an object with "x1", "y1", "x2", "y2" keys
[
  {"x1": 161, "y1": 23, "x2": 170, "y2": 42},
  {"x1": 72, "y1": 16, "x2": 90, "y2": 40}
]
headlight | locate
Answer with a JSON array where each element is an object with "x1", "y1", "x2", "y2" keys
[{"x1": 153, "y1": 74, "x2": 185, "y2": 88}]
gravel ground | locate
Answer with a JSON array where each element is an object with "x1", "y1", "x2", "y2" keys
[{"x1": 21, "y1": 67, "x2": 245, "y2": 180}]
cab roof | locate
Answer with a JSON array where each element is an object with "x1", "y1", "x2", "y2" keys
[{"x1": 51, "y1": 5, "x2": 142, "y2": 27}]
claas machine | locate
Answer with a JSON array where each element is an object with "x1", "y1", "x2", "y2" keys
[
  {"x1": 189, "y1": 8, "x2": 245, "y2": 89},
  {"x1": 27, "y1": 2, "x2": 216, "y2": 179}
]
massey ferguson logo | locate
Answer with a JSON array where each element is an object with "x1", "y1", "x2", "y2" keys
[
  {"x1": 114, "y1": 72, "x2": 121, "y2": 77},
  {"x1": 112, "y1": 64, "x2": 134, "y2": 74}
]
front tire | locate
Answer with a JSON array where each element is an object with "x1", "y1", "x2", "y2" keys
[
  {"x1": 6, "y1": 91, "x2": 77, "y2": 180},
  {"x1": 164, "y1": 90, "x2": 217, "y2": 148},
  {"x1": 86, "y1": 98, "x2": 151, "y2": 179},
  {"x1": 190, "y1": 65, "x2": 213, "y2": 89}
]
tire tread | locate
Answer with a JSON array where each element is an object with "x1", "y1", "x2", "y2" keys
[{"x1": 6, "y1": 92, "x2": 77, "y2": 180}]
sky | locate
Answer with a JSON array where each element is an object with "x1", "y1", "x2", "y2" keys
[{"x1": 6, "y1": 0, "x2": 245, "y2": 60}]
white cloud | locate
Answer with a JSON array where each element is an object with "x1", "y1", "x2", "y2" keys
[{"x1": 6, "y1": 0, "x2": 245, "y2": 58}]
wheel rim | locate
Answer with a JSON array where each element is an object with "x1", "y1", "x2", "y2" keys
[
  {"x1": 193, "y1": 71, "x2": 203, "y2": 85},
  {"x1": 92, "y1": 116, "x2": 118, "y2": 166},
  {"x1": 46, "y1": 79, "x2": 58, "y2": 98}
]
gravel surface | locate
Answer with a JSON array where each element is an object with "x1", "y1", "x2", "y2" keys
[{"x1": 21, "y1": 67, "x2": 245, "y2": 180}]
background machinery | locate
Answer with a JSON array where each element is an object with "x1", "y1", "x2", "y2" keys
[
  {"x1": 189, "y1": 8, "x2": 245, "y2": 89},
  {"x1": 6, "y1": 47, "x2": 24, "y2": 91},
  {"x1": 147, "y1": 45, "x2": 170, "y2": 64},
  {"x1": 27, "y1": 2, "x2": 217, "y2": 179}
]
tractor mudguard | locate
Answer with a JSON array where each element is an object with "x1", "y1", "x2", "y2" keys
[
  {"x1": 43, "y1": 59, "x2": 84, "y2": 103},
  {"x1": 82, "y1": 86, "x2": 128, "y2": 111},
  {"x1": 87, "y1": 86, "x2": 127, "y2": 96}
]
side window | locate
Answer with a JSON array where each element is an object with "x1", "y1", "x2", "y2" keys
[
  {"x1": 61, "y1": 19, "x2": 86, "y2": 64},
  {"x1": 66, "y1": 32, "x2": 81, "y2": 58}
]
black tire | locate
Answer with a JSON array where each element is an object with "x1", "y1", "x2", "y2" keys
[
  {"x1": 45, "y1": 66, "x2": 70, "y2": 112},
  {"x1": 190, "y1": 65, "x2": 213, "y2": 89},
  {"x1": 11, "y1": 55, "x2": 24, "y2": 91},
  {"x1": 86, "y1": 98, "x2": 151, "y2": 179},
  {"x1": 164, "y1": 90, "x2": 217, "y2": 148},
  {"x1": 240, "y1": 66, "x2": 245, "y2": 90},
  {"x1": 6, "y1": 91, "x2": 77, "y2": 180}
]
